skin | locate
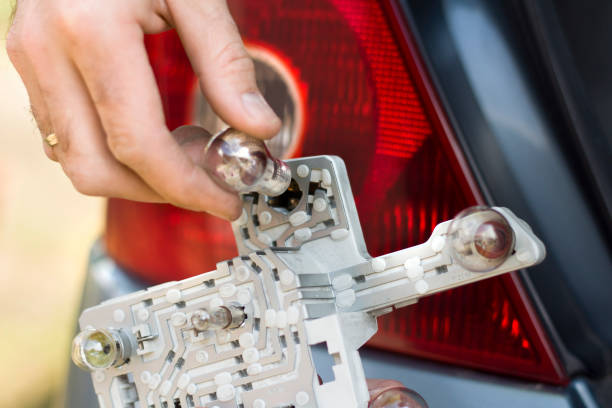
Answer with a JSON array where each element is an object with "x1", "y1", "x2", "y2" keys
[
  {"x1": 6, "y1": 3, "x2": 415, "y2": 403},
  {"x1": 6, "y1": 0, "x2": 282, "y2": 220}
]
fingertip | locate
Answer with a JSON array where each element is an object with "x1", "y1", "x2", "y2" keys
[
  {"x1": 179, "y1": 166, "x2": 243, "y2": 220},
  {"x1": 225, "y1": 201, "x2": 244, "y2": 221},
  {"x1": 173, "y1": 127, "x2": 245, "y2": 220},
  {"x1": 202, "y1": 193, "x2": 243, "y2": 221},
  {"x1": 218, "y1": 191, "x2": 243, "y2": 221},
  {"x1": 240, "y1": 92, "x2": 282, "y2": 139}
]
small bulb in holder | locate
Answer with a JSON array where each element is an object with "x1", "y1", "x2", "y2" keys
[
  {"x1": 203, "y1": 128, "x2": 292, "y2": 197},
  {"x1": 448, "y1": 206, "x2": 514, "y2": 272},
  {"x1": 72, "y1": 328, "x2": 132, "y2": 371},
  {"x1": 368, "y1": 379, "x2": 428, "y2": 408},
  {"x1": 369, "y1": 389, "x2": 428, "y2": 408},
  {"x1": 191, "y1": 304, "x2": 246, "y2": 332}
]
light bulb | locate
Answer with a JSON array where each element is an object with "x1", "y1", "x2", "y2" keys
[
  {"x1": 191, "y1": 304, "x2": 246, "y2": 332},
  {"x1": 368, "y1": 380, "x2": 428, "y2": 408},
  {"x1": 203, "y1": 128, "x2": 292, "y2": 196},
  {"x1": 71, "y1": 328, "x2": 131, "y2": 371},
  {"x1": 448, "y1": 206, "x2": 515, "y2": 272}
]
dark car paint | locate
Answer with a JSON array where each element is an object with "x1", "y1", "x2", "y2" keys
[{"x1": 400, "y1": 0, "x2": 612, "y2": 404}]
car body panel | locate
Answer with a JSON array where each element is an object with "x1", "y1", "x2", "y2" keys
[{"x1": 402, "y1": 0, "x2": 612, "y2": 384}]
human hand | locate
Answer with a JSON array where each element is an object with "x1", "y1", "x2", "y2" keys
[{"x1": 6, "y1": 0, "x2": 281, "y2": 220}]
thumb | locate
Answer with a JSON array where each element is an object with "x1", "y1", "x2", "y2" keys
[{"x1": 166, "y1": 0, "x2": 281, "y2": 139}]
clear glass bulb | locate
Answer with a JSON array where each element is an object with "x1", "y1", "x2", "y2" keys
[
  {"x1": 203, "y1": 128, "x2": 292, "y2": 196},
  {"x1": 448, "y1": 206, "x2": 515, "y2": 272},
  {"x1": 72, "y1": 328, "x2": 131, "y2": 371},
  {"x1": 369, "y1": 387, "x2": 428, "y2": 408},
  {"x1": 191, "y1": 304, "x2": 246, "y2": 332}
]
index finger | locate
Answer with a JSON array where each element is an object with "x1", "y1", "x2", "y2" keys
[{"x1": 68, "y1": 21, "x2": 241, "y2": 219}]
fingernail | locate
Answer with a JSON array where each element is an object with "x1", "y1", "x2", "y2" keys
[{"x1": 241, "y1": 92, "x2": 280, "y2": 124}]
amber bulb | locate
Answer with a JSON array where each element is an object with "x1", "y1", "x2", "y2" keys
[{"x1": 202, "y1": 128, "x2": 292, "y2": 197}]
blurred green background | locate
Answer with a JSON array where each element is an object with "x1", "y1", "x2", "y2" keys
[{"x1": 0, "y1": 2, "x2": 104, "y2": 406}]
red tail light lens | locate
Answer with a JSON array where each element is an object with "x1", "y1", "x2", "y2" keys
[{"x1": 105, "y1": 0, "x2": 566, "y2": 384}]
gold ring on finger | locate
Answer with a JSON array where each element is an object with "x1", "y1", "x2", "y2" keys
[{"x1": 45, "y1": 133, "x2": 59, "y2": 147}]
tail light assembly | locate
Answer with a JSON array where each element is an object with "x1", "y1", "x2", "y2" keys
[{"x1": 105, "y1": 0, "x2": 567, "y2": 385}]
